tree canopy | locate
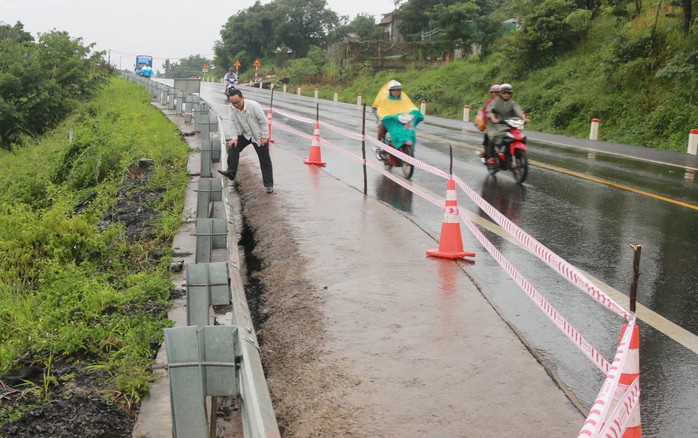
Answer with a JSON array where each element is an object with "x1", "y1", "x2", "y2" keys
[
  {"x1": 160, "y1": 55, "x2": 213, "y2": 78},
  {"x1": 0, "y1": 23, "x2": 107, "y2": 149},
  {"x1": 215, "y1": 0, "x2": 342, "y2": 70}
]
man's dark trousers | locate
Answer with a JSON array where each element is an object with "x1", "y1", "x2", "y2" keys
[{"x1": 226, "y1": 135, "x2": 274, "y2": 187}]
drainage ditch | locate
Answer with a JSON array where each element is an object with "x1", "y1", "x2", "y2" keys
[{"x1": 237, "y1": 219, "x2": 267, "y2": 346}]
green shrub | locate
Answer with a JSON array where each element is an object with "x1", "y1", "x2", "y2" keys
[{"x1": 0, "y1": 77, "x2": 188, "y2": 404}]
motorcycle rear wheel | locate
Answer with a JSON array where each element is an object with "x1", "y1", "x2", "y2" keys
[
  {"x1": 512, "y1": 150, "x2": 528, "y2": 184},
  {"x1": 400, "y1": 145, "x2": 414, "y2": 179}
]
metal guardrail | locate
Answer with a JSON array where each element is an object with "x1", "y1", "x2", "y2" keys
[
  {"x1": 164, "y1": 325, "x2": 239, "y2": 437},
  {"x1": 196, "y1": 178, "x2": 222, "y2": 219},
  {"x1": 122, "y1": 72, "x2": 280, "y2": 437},
  {"x1": 194, "y1": 218, "x2": 227, "y2": 264},
  {"x1": 185, "y1": 261, "x2": 230, "y2": 326}
]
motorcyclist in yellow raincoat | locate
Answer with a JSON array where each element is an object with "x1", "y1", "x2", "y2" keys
[{"x1": 371, "y1": 80, "x2": 424, "y2": 150}]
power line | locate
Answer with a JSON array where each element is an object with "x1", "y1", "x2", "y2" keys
[{"x1": 106, "y1": 48, "x2": 216, "y2": 61}]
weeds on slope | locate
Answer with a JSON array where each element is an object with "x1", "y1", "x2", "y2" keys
[{"x1": 0, "y1": 77, "x2": 189, "y2": 436}]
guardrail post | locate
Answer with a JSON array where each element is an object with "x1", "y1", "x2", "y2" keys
[
  {"x1": 167, "y1": 87, "x2": 176, "y2": 110},
  {"x1": 185, "y1": 262, "x2": 231, "y2": 326},
  {"x1": 201, "y1": 112, "x2": 211, "y2": 142},
  {"x1": 208, "y1": 115, "x2": 220, "y2": 161},
  {"x1": 184, "y1": 94, "x2": 198, "y2": 120},
  {"x1": 160, "y1": 85, "x2": 168, "y2": 106},
  {"x1": 175, "y1": 90, "x2": 184, "y2": 114},
  {"x1": 186, "y1": 262, "x2": 231, "y2": 311},
  {"x1": 200, "y1": 120, "x2": 213, "y2": 178},
  {"x1": 191, "y1": 102, "x2": 200, "y2": 130},
  {"x1": 194, "y1": 102, "x2": 208, "y2": 133},
  {"x1": 589, "y1": 118, "x2": 600, "y2": 140},
  {"x1": 164, "y1": 326, "x2": 240, "y2": 437},
  {"x1": 186, "y1": 267, "x2": 212, "y2": 327},
  {"x1": 195, "y1": 218, "x2": 228, "y2": 264},
  {"x1": 196, "y1": 178, "x2": 222, "y2": 219},
  {"x1": 164, "y1": 326, "x2": 208, "y2": 437}
]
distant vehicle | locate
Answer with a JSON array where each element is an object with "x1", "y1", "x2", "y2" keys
[
  {"x1": 135, "y1": 55, "x2": 153, "y2": 77},
  {"x1": 250, "y1": 74, "x2": 277, "y2": 89}
]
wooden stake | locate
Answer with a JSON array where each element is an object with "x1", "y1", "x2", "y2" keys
[{"x1": 628, "y1": 244, "x2": 642, "y2": 314}]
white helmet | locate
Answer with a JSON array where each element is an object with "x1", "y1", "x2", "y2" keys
[{"x1": 388, "y1": 80, "x2": 402, "y2": 91}]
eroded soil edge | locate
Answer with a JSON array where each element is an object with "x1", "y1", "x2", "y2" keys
[{"x1": 236, "y1": 162, "x2": 361, "y2": 437}]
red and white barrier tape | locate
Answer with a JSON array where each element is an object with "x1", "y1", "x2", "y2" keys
[
  {"x1": 597, "y1": 377, "x2": 640, "y2": 438},
  {"x1": 452, "y1": 176, "x2": 630, "y2": 321},
  {"x1": 272, "y1": 107, "x2": 316, "y2": 125},
  {"x1": 578, "y1": 319, "x2": 636, "y2": 437},
  {"x1": 459, "y1": 210, "x2": 611, "y2": 374},
  {"x1": 270, "y1": 107, "x2": 626, "y2": 375},
  {"x1": 272, "y1": 107, "x2": 628, "y2": 320},
  {"x1": 273, "y1": 107, "x2": 449, "y2": 178},
  {"x1": 272, "y1": 119, "x2": 314, "y2": 142},
  {"x1": 273, "y1": 107, "x2": 365, "y2": 141},
  {"x1": 276, "y1": 106, "x2": 641, "y2": 434},
  {"x1": 272, "y1": 119, "x2": 444, "y2": 207},
  {"x1": 367, "y1": 135, "x2": 450, "y2": 179}
]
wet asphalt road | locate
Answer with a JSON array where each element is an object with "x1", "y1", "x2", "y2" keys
[{"x1": 195, "y1": 81, "x2": 698, "y2": 436}]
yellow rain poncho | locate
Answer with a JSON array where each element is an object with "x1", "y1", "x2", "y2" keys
[
  {"x1": 372, "y1": 80, "x2": 420, "y2": 119},
  {"x1": 372, "y1": 80, "x2": 424, "y2": 149}
]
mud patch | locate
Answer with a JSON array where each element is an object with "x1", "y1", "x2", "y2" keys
[
  {"x1": 0, "y1": 363, "x2": 133, "y2": 437},
  {"x1": 100, "y1": 158, "x2": 163, "y2": 244},
  {"x1": 236, "y1": 162, "x2": 361, "y2": 436}
]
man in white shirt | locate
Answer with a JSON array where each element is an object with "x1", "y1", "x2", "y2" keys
[{"x1": 218, "y1": 89, "x2": 274, "y2": 193}]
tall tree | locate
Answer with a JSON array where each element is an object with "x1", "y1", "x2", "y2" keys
[
  {"x1": 398, "y1": 0, "x2": 457, "y2": 38},
  {"x1": 217, "y1": 1, "x2": 278, "y2": 69},
  {"x1": 0, "y1": 21, "x2": 33, "y2": 43},
  {"x1": 161, "y1": 55, "x2": 212, "y2": 78},
  {"x1": 273, "y1": 0, "x2": 340, "y2": 57},
  {"x1": 511, "y1": 0, "x2": 591, "y2": 68},
  {"x1": 347, "y1": 13, "x2": 385, "y2": 41},
  {"x1": 0, "y1": 28, "x2": 105, "y2": 148},
  {"x1": 429, "y1": 1, "x2": 480, "y2": 53}
]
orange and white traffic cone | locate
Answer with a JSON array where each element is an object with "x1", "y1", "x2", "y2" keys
[
  {"x1": 616, "y1": 323, "x2": 642, "y2": 438},
  {"x1": 304, "y1": 122, "x2": 326, "y2": 166},
  {"x1": 427, "y1": 179, "x2": 475, "y2": 259},
  {"x1": 267, "y1": 108, "x2": 275, "y2": 143}
]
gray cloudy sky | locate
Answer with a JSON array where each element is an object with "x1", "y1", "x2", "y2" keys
[{"x1": 3, "y1": 0, "x2": 394, "y2": 72}]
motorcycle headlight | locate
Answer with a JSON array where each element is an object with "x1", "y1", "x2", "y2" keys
[{"x1": 398, "y1": 113, "x2": 414, "y2": 124}]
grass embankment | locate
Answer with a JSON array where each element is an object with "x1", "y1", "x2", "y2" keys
[
  {"x1": 0, "y1": 77, "x2": 189, "y2": 419},
  {"x1": 296, "y1": 13, "x2": 697, "y2": 152}
]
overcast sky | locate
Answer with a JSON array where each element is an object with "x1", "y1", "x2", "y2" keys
[{"x1": 3, "y1": 0, "x2": 395, "y2": 72}]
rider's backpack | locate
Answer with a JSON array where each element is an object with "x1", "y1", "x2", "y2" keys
[{"x1": 475, "y1": 108, "x2": 487, "y2": 132}]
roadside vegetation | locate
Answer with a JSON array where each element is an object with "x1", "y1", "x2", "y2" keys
[
  {"x1": 193, "y1": 0, "x2": 698, "y2": 151},
  {"x1": 0, "y1": 22, "x2": 110, "y2": 150},
  {"x1": 0, "y1": 75, "x2": 189, "y2": 431}
]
